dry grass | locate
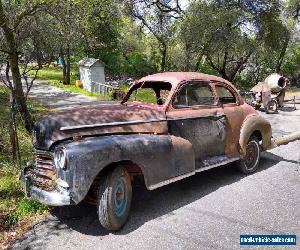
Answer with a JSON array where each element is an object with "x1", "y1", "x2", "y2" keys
[
  {"x1": 0, "y1": 212, "x2": 49, "y2": 249},
  {"x1": 286, "y1": 88, "x2": 300, "y2": 98}
]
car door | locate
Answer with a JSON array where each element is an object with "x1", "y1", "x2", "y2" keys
[
  {"x1": 166, "y1": 80, "x2": 226, "y2": 170},
  {"x1": 213, "y1": 82, "x2": 245, "y2": 158}
]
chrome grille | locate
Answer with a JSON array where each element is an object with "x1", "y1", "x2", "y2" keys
[
  {"x1": 27, "y1": 150, "x2": 57, "y2": 191},
  {"x1": 36, "y1": 152, "x2": 56, "y2": 173}
]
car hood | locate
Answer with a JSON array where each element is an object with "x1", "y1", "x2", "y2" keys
[{"x1": 34, "y1": 104, "x2": 167, "y2": 150}]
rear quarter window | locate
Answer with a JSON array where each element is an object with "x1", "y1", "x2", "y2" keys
[{"x1": 215, "y1": 85, "x2": 237, "y2": 104}]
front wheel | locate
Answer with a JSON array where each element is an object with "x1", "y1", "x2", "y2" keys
[
  {"x1": 97, "y1": 166, "x2": 132, "y2": 231},
  {"x1": 237, "y1": 137, "x2": 261, "y2": 174}
]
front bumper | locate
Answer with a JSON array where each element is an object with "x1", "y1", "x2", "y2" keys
[{"x1": 21, "y1": 165, "x2": 72, "y2": 206}]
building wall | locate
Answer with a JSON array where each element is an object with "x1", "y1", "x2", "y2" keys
[
  {"x1": 79, "y1": 63, "x2": 105, "y2": 92},
  {"x1": 91, "y1": 66, "x2": 105, "y2": 84},
  {"x1": 80, "y1": 66, "x2": 92, "y2": 91}
]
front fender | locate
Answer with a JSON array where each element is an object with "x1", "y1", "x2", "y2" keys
[
  {"x1": 239, "y1": 115, "x2": 272, "y2": 157},
  {"x1": 61, "y1": 134, "x2": 194, "y2": 204}
]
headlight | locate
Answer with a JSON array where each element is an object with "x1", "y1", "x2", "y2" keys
[{"x1": 54, "y1": 147, "x2": 68, "y2": 169}]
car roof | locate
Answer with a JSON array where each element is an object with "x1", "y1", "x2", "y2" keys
[{"x1": 137, "y1": 72, "x2": 234, "y2": 88}]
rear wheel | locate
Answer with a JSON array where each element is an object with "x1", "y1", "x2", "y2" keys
[
  {"x1": 237, "y1": 137, "x2": 261, "y2": 174},
  {"x1": 97, "y1": 166, "x2": 132, "y2": 231}
]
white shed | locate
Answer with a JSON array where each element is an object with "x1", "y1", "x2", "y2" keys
[{"x1": 79, "y1": 58, "x2": 105, "y2": 92}]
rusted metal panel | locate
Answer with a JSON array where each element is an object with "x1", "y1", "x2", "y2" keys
[
  {"x1": 58, "y1": 134, "x2": 195, "y2": 203},
  {"x1": 239, "y1": 114, "x2": 272, "y2": 157},
  {"x1": 124, "y1": 72, "x2": 244, "y2": 111},
  {"x1": 169, "y1": 135, "x2": 195, "y2": 176},
  {"x1": 251, "y1": 73, "x2": 289, "y2": 108},
  {"x1": 165, "y1": 79, "x2": 247, "y2": 160},
  {"x1": 35, "y1": 104, "x2": 168, "y2": 150},
  {"x1": 167, "y1": 108, "x2": 226, "y2": 166},
  {"x1": 220, "y1": 105, "x2": 244, "y2": 158},
  {"x1": 24, "y1": 151, "x2": 57, "y2": 192},
  {"x1": 138, "y1": 72, "x2": 235, "y2": 89}
]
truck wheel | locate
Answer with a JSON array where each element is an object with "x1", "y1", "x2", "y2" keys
[
  {"x1": 237, "y1": 137, "x2": 261, "y2": 174},
  {"x1": 266, "y1": 100, "x2": 278, "y2": 114},
  {"x1": 97, "y1": 166, "x2": 132, "y2": 231}
]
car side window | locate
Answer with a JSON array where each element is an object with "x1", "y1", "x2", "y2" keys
[
  {"x1": 173, "y1": 82, "x2": 215, "y2": 108},
  {"x1": 215, "y1": 85, "x2": 236, "y2": 104}
]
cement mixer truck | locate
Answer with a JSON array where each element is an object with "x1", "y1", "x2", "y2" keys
[{"x1": 248, "y1": 73, "x2": 289, "y2": 114}]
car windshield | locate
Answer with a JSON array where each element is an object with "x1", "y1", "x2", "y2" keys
[{"x1": 122, "y1": 81, "x2": 172, "y2": 106}]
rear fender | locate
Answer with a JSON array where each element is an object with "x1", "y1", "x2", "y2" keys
[{"x1": 239, "y1": 115, "x2": 272, "y2": 157}]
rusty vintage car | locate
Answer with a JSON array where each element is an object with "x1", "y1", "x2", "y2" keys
[{"x1": 22, "y1": 72, "x2": 281, "y2": 231}]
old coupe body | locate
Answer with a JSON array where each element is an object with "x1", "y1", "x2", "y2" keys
[{"x1": 22, "y1": 72, "x2": 273, "y2": 230}]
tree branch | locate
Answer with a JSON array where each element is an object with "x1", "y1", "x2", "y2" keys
[
  {"x1": 0, "y1": 48, "x2": 10, "y2": 54},
  {"x1": 0, "y1": 60, "x2": 13, "y2": 89},
  {"x1": 229, "y1": 49, "x2": 254, "y2": 81},
  {"x1": 206, "y1": 54, "x2": 220, "y2": 72},
  {"x1": 154, "y1": 0, "x2": 183, "y2": 17},
  {"x1": 14, "y1": 3, "x2": 46, "y2": 30}
]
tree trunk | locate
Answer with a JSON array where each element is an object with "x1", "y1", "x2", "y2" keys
[
  {"x1": 194, "y1": 52, "x2": 204, "y2": 72},
  {"x1": 275, "y1": 37, "x2": 289, "y2": 73},
  {"x1": 9, "y1": 92, "x2": 21, "y2": 166},
  {"x1": 10, "y1": 52, "x2": 34, "y2": 132},
  {"x1": 9, "y1": 92, "x2": 17, "y2": 163},
  {"x1": 61, "y1": 46, "x2": 71, "y2": 85},
  {"x1": 218, "y1": 66, "x2": 229, "y2": 80},
  {"x1": 60, "y1": 50, "x2": 67, "y2": 85},
  {"x1": 0, "y1": 2, "x2": 33, "y2": 132},
  {"x1": 66, "y1": 44, "x2": 71, "y2": 85},
  {"x1": 161, "y1": 44, "x2": 167, "y2": 72}
]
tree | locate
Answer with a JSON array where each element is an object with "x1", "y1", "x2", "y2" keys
[
  {"x1": 180, "y1": 1, "x2": 257, "y2": 81},
  {"x1": 44, "y1": 0, "x2": 120, "y2": 84},
  {"x1": 126, "y1": 0, "x2": 183, "y2": 71},
  {"x1": 178, "y1": 0, "x2": 295, "y2": 83},
  {"x1": 0, "y1": 0, "x2": 48, "y2": 132}
]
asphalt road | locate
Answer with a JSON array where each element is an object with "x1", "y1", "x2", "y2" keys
[
  {"x1": 27, "y1": 81, "x2": 115, "y2": 110},
  {"x1": 11, "y1": 105, "x2": 300, "y2": 250}
]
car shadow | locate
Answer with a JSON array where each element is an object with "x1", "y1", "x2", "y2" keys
[
  {"x1": 279, "y1": 106, "x2": 297, "y2": 112},
  {"x1": 48, "y1": 151, "x2": 287, "y2": 237}
]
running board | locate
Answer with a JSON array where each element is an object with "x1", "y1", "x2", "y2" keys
[
  {"x1": 196, "y1": 155, "x2": 239, "y2": 173},
  {"x1": 148, "y1": 155, "x2": 239, "y2": 190}
]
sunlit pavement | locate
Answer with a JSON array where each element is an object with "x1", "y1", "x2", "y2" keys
[{"x1": 27, "y1": 81, "x2": 116, "y2": 109}]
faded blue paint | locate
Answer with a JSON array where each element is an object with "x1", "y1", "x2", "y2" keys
[{"x1": 114, "y1": 177, "x2": 128, "y2": 217}]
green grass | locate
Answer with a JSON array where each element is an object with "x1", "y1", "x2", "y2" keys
[
  {"x1": 30, "y1": 66, "x2": 165, "y2": 103},
  {"x1": 127, "y1": 88, "x2": 157, "y2": 103},
  {"x1": 0, "y1": 85, "x2": 49, "y2": 245},
  {"x1": 6, "y1": 199, "x2": 47, "y2": 227},
  {"x1": 30, "y1": 66, "x2": 112, "y2": 100}
]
